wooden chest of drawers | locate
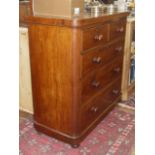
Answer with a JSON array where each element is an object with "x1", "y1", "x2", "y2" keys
[{"x1": 28, "y1": 12, "x2": 128, "y2": 147}]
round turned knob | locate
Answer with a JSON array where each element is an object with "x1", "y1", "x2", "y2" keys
[
  {"x1": 112, "y1": 89, "x2": 119, "y2": 95},
  {"x1": 94, "y1": 34, "x2": 103, "y2": 41},
  {"x1": 92, "y1": 57, "x2": 102, "y2": 64},
  {"x1": 94, "y1": 35, "x2": 99, "y2": 40},
  {"x1": 115, "y1": 47, "x2": 123, "y2": 52},
  {"x1": 98, "y1": 34, "x2": 103, "y2": 40},
  {"x1": 91, "y1": 106, "x2": 98, "y2": 113},
  {"x1": 113, "y1": 67, "x2": 121, "y2": 73},
  {"x1": 117, "y1": 27, "x2": 124, "y2": 33},
  {"x1": 71, "y1": 144, "x2": 80, "y2": 148},
  {"x1": 91, "y1": 81, "x2": 100, "y2": 88}
]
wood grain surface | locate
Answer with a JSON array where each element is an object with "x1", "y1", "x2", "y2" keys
[
  {"x1": 28, "y1": 12, "x2": 128, "y2": 147},
  {"x1": 29, "y1": 25, "x2": 74, "y2": 135}
]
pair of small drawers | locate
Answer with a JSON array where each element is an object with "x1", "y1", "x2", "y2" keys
[{"x1": 82, "y1": 19, "x2": 126, "y2": 51}]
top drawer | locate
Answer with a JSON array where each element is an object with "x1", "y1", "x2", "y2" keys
[
  {"x1": 82, "y1": 24, "x2": 109, "y2": 51},
  {"x1": 110, "y1": 19, "x2": 126, "y2": 41}
]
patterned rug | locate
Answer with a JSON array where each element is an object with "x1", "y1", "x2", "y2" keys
[{"x1": 19, "y1": 106, "x2": 135, "y2": 155}]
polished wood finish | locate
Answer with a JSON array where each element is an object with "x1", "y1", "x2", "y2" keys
[
  {"x1": 82, "y1": 56, "x2": 123, "y2": 103},
  {"x1": 28, "y1": 12, "x2": 128, "y2": 147},
  {"x1": 24, "y1": 12, "x2": 129, "y2": 28},
  {"x1": 110, "y1": 18, "x2": 126, "y2": 41},
  {"x1": 29, "y1": 25, "x2": 74, "y2": 135},
  {"x1": 82, "y1": 39, "x2": 124, "y2": 76},
  {"x1": 121, "y1": 17, "x2": 135, "y2": 100},
  {"x1": 81, "y1": 78, "x2": 121, "y2": 130},
  {"x1": 82, "y1": 23, "x2": 109, "y2": 50},
  {"x1": 19, "y1": 1, "x2": 32, "y2": 25}
]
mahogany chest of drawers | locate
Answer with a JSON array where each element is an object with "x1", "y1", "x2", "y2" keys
[{"x1": 28, "y1": 12, "x2": 128, "y2": 147}]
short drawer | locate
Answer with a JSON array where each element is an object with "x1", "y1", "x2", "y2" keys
[
  {"x1": 81, "y1": 79, "x2": 121, "y2": 130},
  {"x1": 82, "y1": 24, "x2": 109, "y2": 51},
  {"x1": 82, "y1": 56, "x2": 123, "y2": 103},
  {"x1": 110, "y1": 19, "x2": 126, "y2": 41},
  {"x1": 82, "y1": 40, "x2": 124, "y2": 76}
]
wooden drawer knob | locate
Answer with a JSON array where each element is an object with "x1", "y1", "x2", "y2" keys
[
  {"x1": 91, "y1": 106, "x2": 98, "y2": 113},
  {"x1": 91, "y1": 81, "x2": 100, "y2": 88},
  {"x1": 98, "y1": 34, "x2": 103, "y2": 40},
  {"x1": 115, "y1": 47, "x2": 123, "y2": 52},
  {"x1": 117, "y1": 27, "x2": 124, "y2": 33},
  {"x1": 92, "y1": 57, "x2": 102, "y2": 64},
  {"x1": 113, "y1": 67, "x2": 121, "y2": 73},
  {"x1": 94, "y1": 34, "x2": 103, "y2": 41},
  {"x1": 112, "y1": 89, "x2": 119, "y2": 95}
]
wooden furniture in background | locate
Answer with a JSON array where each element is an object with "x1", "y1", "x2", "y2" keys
[
  {"x1": 28, "y1": 12, "x2": 129, "y2": 147},
  {"x1": 121, "y1": 17, "x2": 135, "y2": 100},
  {"x1": 19, "y1": 27, "x2": 33, "y2": 114},
  {"x1": 19, "y1": 0, "x2": 32, "y2": 26}
]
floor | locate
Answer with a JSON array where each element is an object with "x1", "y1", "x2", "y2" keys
[{"x1": 19, "y1": 96, "x2": 135, "y2": 155}]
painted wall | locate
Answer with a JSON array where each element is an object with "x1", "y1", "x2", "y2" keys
[{"x1": 33, "y1": 0, "x2": 84, "y2": 17}]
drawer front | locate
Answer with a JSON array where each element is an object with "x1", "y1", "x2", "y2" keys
[
  {"x1": 83, "y1": 24, "x2": 109, "y2": 51},
  {"x1": 82, "y1": 40, "x2": 124, "y2": 76},
  {"x1": 81, "y1": 79, "x2": 121, "y2": 130},
  {"x1": 82, "y1": 56, "x2": 123, "y2": 103},
  {"x1": 110, "y1": 19, "x2": 126, "y2": 41}
]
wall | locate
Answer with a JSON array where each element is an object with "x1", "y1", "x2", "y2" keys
[{"x1": 33, "y1": 0, "x2": 84, "y2": 17}]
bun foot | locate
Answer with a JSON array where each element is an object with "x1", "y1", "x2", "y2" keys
[
  {"x1": 71, "y1": 144, "x2": 80, "y2": 148},
  {"x1": 36, "y1": 130, "x2": 42, "y2": 135}
]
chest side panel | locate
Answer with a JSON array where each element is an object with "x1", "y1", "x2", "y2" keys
[{"x1": 29, "y1": 25, "x2": 74, "y2": 135}]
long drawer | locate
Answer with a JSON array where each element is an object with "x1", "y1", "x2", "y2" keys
[
  {"x1": 82, "y1": 56, "x2": 123, "y2": 103},
  {"x1": 81, "y1": 78, "x2": 121, "y2": 130},
  {"x1": 82, "y1": 23, "x2": 109, "y2": 51},
  {"x1": 82, "y1": 39, "x2": 124, "y2": 76}
]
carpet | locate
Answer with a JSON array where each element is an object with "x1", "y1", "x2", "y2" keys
[{"x1": 19, "y1": 106, "x2": 135, "y2": 155}]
